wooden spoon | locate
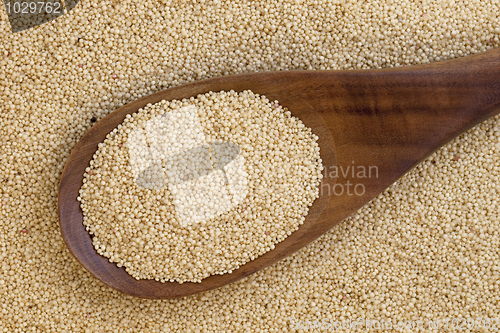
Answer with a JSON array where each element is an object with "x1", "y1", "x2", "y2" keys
[{"x1": 59, "y1": 47, "x2": 500, "y2": 299}]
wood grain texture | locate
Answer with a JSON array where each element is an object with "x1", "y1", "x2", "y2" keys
[{"x1": 59, "y1": 47, "x2": 500, "y2": 298}]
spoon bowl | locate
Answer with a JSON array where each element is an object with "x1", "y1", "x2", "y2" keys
[{"x1": 59, "y1": 47, "x2": 500, "y2": 298}]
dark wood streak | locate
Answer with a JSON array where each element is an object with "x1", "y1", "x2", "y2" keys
[{"x1": 59, "y1": 47, "x2": 500, "y2": 299}]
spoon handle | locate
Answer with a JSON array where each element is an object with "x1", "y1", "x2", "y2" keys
[{"x1": 297, "y1": 47, "x2": 500, "y2": 245}]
